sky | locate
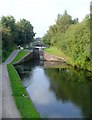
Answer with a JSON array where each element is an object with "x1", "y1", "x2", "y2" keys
[{"x1": 0, "y1": 0, "x2": 91, "y2": 37}]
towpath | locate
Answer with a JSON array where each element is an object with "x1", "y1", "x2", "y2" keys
[{"x1": 1, "y1": 50, "x2": 21, "y2": 118}]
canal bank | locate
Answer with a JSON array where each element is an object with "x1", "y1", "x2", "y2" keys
[
  {"x1": 15, "y1": 56, "x2": 92, "y2": 118},
  {"x1": 7, "y1": 50, "x2": 40, "y2": 118},
  {"x1": 2, "y1": 50, "x2": 21, "y2": 118},
  {"x1": 5, "y1": 49, "x2": 92, "y2": 119},
  {"x1": 44, "y1": 47, "x2": 92, "y2": 72},
  {"x1": 11, "y1": 49, "x2": 92, "y2": 119}
]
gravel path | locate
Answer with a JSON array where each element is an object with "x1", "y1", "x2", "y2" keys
[
  {"x1": 1, "y1": 50, "x2": 21, "y2": 118},
  {"x1": 4, "y1": 50, "x2": 20, "y2": 64}
]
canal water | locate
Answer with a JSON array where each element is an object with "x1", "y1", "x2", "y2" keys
[{"x1": 15, "y1": 59, "x2": 92, "y2": 118}]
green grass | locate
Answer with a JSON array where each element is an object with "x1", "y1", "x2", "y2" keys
[
  {"x1": 12, "y1": 50, "x2": 30, "y2": 63},
  {"x1": 44, "y1": 47, "x2": 70, "y2": 62},
  {"x1": 2, "y1": 45, "x2": 17, "y2": 62},
  {"x1": 3, "y1": 48, "x2": 15, "y2": 62},
  {"x1": 7, "y1": 64, "x2": 40, "y2": 118},
  {"x1": 44, "y1": 47, "x2": 92, "y2": 71},
  {"x1": 7, "y1": 50, "x2": 40, "y2": 118}
]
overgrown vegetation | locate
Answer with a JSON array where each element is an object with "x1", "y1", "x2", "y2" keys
[
  {"x1": 7, "y1": 51, "x2": 40, "y2": 118},
  {"x1": 42, "y1": 10, "x2": 91, "y2": 71},
  {"x1": 0, "y1": 15, "x2": 35, "y2": 62}
]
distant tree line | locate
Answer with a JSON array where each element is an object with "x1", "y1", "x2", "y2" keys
[
  {"x1": 42, "y1": 10, "x2": 91, "y2": 71},
  {"x1": 0, "y1": 16, "x2": 35, "y2": 61}
]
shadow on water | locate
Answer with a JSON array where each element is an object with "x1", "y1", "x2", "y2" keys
[{"x1": 14, "y1": 59, "x2": 92, "y2": 118}]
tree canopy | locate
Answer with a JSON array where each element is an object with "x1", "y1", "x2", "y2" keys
[
  {"x1": 42, "y1": 10, "x2": 91, "y2": 71},
  {"x1": 1, "y1": 15, "x2": 35, "y2": 61},
  {"x1": 16, "y1": 19, "x2": 35, "y2": 45}
]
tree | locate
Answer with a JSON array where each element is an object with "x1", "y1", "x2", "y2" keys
[
  {"x1": 56, "y1": 10, "x2": 73, "y2": 33},
  {"x1": 0, "y1": 21, "x2": 2, "y2": 61},
  {"x1": 2, "y1": 27, "x2": 13, "y2": 60},
  {"x1": 1, "y1": 15, "x2": 35, "y2": 61},
  {"x1": 1, "y1": 16, "x2": 17, "y2": 43},
  {"x1": 90, "y1": 1, "x2": 92, "y2": 59},
  {"x1": 16, "y1": 19, "x2": 35, "y2": 46},
  {"x1": 72, "y1": 18, "x2": 79, "y2": 24},
  {"x1": 42, "y1": 10, "x2": 73, "y2": 47},
  {"x1": 42, "y1": 33, "x2": 51, "y2": 46},
  {"x1": 1, "y1": 15, "x2": 16, "y2": 29},
  {"x1": 42, "y1": 10, "x2": 91, "y2": 70}
]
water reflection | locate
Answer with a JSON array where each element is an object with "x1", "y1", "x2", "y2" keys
[
  {"x1": 44, "y1": 68, "x2": 91, "y2": 118},
  {"x1": 15, "y1": 59, "x2": 92, "y2": 118}
]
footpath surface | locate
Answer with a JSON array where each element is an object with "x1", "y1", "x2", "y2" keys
[{"x1": 1, "y1": 50, "x2": 21, "y2": 118}]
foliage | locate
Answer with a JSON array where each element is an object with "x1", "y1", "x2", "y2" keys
[
  {"x1": 1, "y1": 27, "x2": 16, "y2": 61},
  {"x1": 0, "y1": 23, "x2": 2, "y2": 63},
  {"x1": 42, "y1": 10, "x2": 91, "y2": 71},
  {"x1": 16, "y1": 19, "x2": 35, "y2": 45},
  {"x1": 1, "y1": 15, "x2": 35, "y2": 61},
  {"x1": 42, "y1": 10, "x2": 75, "y2": 46},
  {"x1": 56, "y1": 10, "x2": 74, "y2": 33},
  {"x1": 90, "y1": 1, "x2": 92, "y2": 60}
]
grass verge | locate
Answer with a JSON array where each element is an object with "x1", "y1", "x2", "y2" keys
[
  {"x1": 7, "y1": 51, "x2": 40, "y2": 118},
  {"x1": 11, "y1": 50, "x2": 30, "y2": 64},
  {"x1": 44, "y1": 47, "x2": 70, "y2": 62},
  {"x1": 44, "y1": 47, "x2": 92, "y2": 71}
]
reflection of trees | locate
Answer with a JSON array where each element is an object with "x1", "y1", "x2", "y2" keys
[
  {"x1": 44, "y1": 68, "x2": 92, "y2": 118},
  {"x1": 14, "y1": 65, "x2": 31, "y2": 80},
  {"x1": 14, "y1": 59, "x2": 44, "y2": 80}
]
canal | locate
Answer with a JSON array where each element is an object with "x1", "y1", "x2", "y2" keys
[{"x1": 15, "y1": 59, "x2": 92, "y2": 118}]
